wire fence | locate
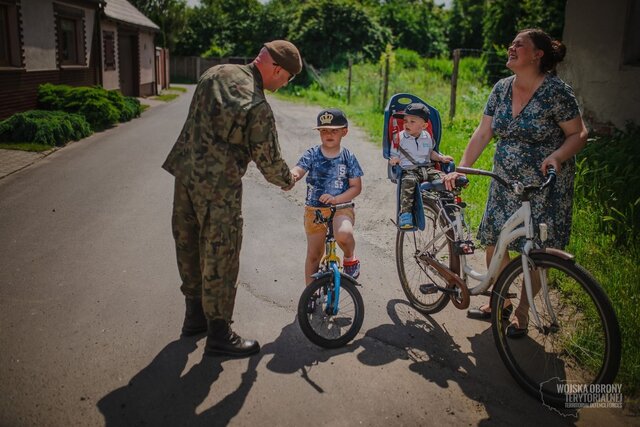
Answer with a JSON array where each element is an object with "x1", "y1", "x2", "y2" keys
[{"x1": 302, "y1": 48, "x2": 510, "y2": 120}]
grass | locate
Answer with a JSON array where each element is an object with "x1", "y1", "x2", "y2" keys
[
  {"x1": 278, "y1": 54, "x2": 639, "y2": 399},
  {"x1": 0, "y1": 142, "x2": 54, "y2": 152},
  {"x1": 152, "y1": 93, "x2": 180, "y2": 102},
  {"x1": 168, "y1": 85, "x2": 188, "y2": 93}
]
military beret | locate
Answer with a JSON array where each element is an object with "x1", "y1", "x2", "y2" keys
[{"x1": 264, "y1": 40, "x2": 302, "y2": 75}]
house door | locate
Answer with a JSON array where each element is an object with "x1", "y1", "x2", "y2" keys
[{"x1": 118, "y1": 33, "x2": 138, "y2": 96}]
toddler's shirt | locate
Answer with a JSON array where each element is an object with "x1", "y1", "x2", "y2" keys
[
  {"x1": 391, "y1": 130, "x2": 434, "y2": 169},
  {"x1": 297, "y1": 146, "x2": 364, "y2": 207}
]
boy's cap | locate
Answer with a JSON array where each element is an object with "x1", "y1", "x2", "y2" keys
[
  {"x1": 314, "y1": 109, "x2": 348, "y2": 129},
  {"x1": 264, "y1": 40, "x2": 302, "y2": 75},
  {"x1": 392, "y1": 103, "x2": 430, "y2": 121}
]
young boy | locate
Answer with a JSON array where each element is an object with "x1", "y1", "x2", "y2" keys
[
  {"x1": 291, "y1": 108, "x2": 364, "y2": 282},
  {"x1": 388, "y1": 103, "x2": 453, "y2": 229}
]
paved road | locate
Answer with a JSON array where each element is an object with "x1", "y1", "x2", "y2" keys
[{"x1": 0, "y1": 86, "x2": 630, "y2": 426}]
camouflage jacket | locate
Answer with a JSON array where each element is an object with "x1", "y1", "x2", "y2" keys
[{"x1": 162, "y1": 63, "x2": 293, "y2": 209}]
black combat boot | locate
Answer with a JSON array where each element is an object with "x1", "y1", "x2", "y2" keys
[
  {"x1": 181, "y1": 297, "x2": 208, "y2": 336},
  {"x1": 204, "y1": 319, "x2": 260, "y2": 357}
]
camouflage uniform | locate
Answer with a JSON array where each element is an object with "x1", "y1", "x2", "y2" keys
[
  {"x1": 399, "y1": 167, "x2": 444, "y2": 214},
  {"x1": 162, "y1": 63, "x2": 293, "y2": 321}
]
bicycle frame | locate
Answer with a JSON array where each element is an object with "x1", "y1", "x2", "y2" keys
[
  {"x1": 423, "y1": 167, "x2": 557, "y2": 330},
  {"x1": 313, "y1": 202, "x2": 355, "y2": 315}
]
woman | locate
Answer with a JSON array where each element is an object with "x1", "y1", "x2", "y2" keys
[{"x1": 444, "y1": 28, "x2": 588, "y2": 337}]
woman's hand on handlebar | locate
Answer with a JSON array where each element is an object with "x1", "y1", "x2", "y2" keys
[
  {"x1": 443, "y1": 171, "x2": 465, "y2": 191},
  {"x1": 541, "y1": 155, "x2": 562, "y2": 175}
]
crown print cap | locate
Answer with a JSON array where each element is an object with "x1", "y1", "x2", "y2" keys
[{"x1": 314, "y1": 108, "x2": 348, "y2": 129}]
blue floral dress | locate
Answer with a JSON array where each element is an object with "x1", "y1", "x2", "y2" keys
[{"x1": 478, "y1": 74, "x2": 581, "y2": 249}]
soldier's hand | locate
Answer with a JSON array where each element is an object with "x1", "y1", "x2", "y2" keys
[{"x1": 281, "y1": 171, "x2": 296, "y2": 191}]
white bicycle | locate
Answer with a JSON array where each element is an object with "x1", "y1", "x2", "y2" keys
[{"x1": 395, "y1": 166, "x2": 621, "y2": 407}]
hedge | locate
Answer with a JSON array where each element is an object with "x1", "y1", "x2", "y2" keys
[
  {"x1": 0, "y1": 110, "x2": 92, "y2": 146},
  {"x1": 38, "y1": 84, "x2": 142, "y2": 130}
]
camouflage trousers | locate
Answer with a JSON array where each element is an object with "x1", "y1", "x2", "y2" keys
[
  {"x1": 171, "y1": 180, "x2": 243, "y2": 321},
  {"x1": 399, "y1": 167, "x2": 444, "y2": 214}
]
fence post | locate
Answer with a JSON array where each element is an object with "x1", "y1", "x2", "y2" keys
[
  {"x1": 382, "y1": 54, "x2": 390, "y2": 110},
  {"x1": 450, "y1": 48, "x2": 460, "y2": 121},
  {"x1": 347, "y1": 57, "x2": 352, "y2": 105},
  {"x1": 196, "y1": 56, "x2": 201, "y2": 81}
]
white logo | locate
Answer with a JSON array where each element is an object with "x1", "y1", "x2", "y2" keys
[{"x1": 319, "y1": 112, "x2": 334, "y2": 125}]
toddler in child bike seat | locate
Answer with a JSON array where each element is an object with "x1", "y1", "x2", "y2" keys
[
  {"x1": 290, "y1": 109, "x2": 364, "y2": 283},
  {"x1": 388, "y1": 103, "x2": 454, "y2": 229}
]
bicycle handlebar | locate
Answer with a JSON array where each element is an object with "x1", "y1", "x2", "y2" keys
[
  {"x1": 455, "y1": 166, "x2": 556, "y2": 196},
  {"x1": 314, "y1": 202, "x2": 355, "y2": 224}
]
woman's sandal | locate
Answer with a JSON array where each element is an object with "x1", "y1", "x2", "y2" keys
[
  {"x1": 467, "y1": 304, "x2": 513, "y2": 321},
  {"x1": 506, "y1": 315, "x2": 529, "y2": 339}
]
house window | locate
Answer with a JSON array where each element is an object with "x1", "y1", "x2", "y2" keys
[
  {"x1": 623, "y1": 0, "x2": 640, "y2": 66},
  {"x1": 54, "y1": 3, "x2": 85, "y2": 66},
  {"x1": 103, "y1": 30, "x2": 115, "y2": 70},
  {"x1": 0, "y1": 0, "x2": 22, "y2": 67}
]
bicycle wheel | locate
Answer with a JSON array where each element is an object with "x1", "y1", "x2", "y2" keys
[
  {"x1": 297, "y1": 273, "x2": 364, "y2": 348},
  {"x1": 396, "y1": 198, "x2": 459, "y2": 314},
  {"x1": 491, "y1": 252, "x2": 621, "y2": 407}
]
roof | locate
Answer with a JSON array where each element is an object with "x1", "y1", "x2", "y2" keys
[{"x1": 103, "y1": 0, "x2": 160, "y2": 32}]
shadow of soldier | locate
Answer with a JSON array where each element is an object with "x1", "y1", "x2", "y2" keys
[
  {"x1": 97, "y1": 317, "x2": 364, "y2": 426},
  {"x1": 358, "y1": 299, "x2": 577, "y2": 426},
  {"x1": 97, "y1": 337, "x2": 225, "y2": 426}
]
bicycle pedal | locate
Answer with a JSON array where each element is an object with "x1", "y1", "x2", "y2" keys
[{"x1": 419, "y1": 284, "x2": 439, "y2": 294}]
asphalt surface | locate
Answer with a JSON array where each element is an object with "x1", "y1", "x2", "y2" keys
[{"x1": 0, "y1": 85, "x2": 632, "y2": 426}]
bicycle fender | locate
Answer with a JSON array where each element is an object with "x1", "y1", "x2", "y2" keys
[{"x1": 530, "y1": 248, "x2": 575, "y2": 261}]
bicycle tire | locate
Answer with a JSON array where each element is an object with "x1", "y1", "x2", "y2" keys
[
  {"x1": 297, "y1": 274, "x2": 364, "y2": 348},
  {"x1": 395, "y1": 198, "x2": 459, "y2": 314},
  {"x1": 491, "y1": 252, "x2": 621, "y2": 407}
]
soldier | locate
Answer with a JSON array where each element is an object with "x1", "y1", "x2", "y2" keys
[{"x1": 162, "y1": 40, "x2": 302, "y2": 357}]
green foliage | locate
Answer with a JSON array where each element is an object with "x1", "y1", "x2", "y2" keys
[
  {"x1": 448, "y1": 0, "x2": 484, "y2": 50},
  {"x1": 174, "y1": 0, "x2": 266, "y2": 57},
  {"x1": 128, "y1": 0, "x2": 188, "y2": 50},
  {"x1": 481, "y1": 0, "x2": 521, "y2": 82},
  {"x1": 378, "y1": 0, "x2": 448, "y2": 57},
  {"x1": 574, "y1": 124, "x2": 640, "y2": 247},
  {"x1": 395, "y1": 48, "x2": 424, "y2": 69},
  {"x1": 0, "y1": 110, "x2": 92, "y2": 146},
  {"x1": 516, "y1": 0, "x2": 565, "y2": 40},
  {"x1": 37, "y1": 84, "x2": 141, "y2": 130},
  {"x1": 287, "y1": 0, "x2": 392, "y2": 67}
]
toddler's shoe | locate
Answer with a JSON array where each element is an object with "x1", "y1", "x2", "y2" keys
[
  {"x1": 343, "y1": 258, "x2": 360, "y2": 280},
  {"x1": 398, "y1": 212, "x2": 414, "y2": 229}
]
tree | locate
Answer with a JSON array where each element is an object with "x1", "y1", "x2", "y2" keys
[
  {"x1": 289, "y1": 0, "x2": 392, "y2": 67},
  {"x1": 482, "y1": 0, "x2": 521, "y2": 82},
  {"x1": 379, "y1": 0, "x2": 448, "y2": 57},
  {"x1": 448, "y1": 0, "x2": 484, "y2": 51},
  {"x1": 128, "y1": 0, "x2": 187, "y2": 50},
  {"x1": 517, "y1": 0, "x2": 566, "y2": 40}
]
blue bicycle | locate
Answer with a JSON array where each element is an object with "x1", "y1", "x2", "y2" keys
[{"x1": 297, "y1": 202, "x2": 365, "y2": 348}]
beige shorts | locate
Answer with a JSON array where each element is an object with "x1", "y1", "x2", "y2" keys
[{"x1": 304, "y1": 206, "x2": 356, "y2": 235}]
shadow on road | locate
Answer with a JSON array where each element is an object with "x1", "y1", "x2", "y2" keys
[
  {"x1": 97, "y1": 300, "x2": 578, "y2": 425},
  {"x1": 97, "y1": 318, "x2": 362, "y2": 426},
  {"x1": 359, "y1": 299, "x2": 577, "y2": 425}
]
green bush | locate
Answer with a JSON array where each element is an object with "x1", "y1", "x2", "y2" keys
[
  {"x1": 395, "y1": 48, "x2": 423, "y2": 69},
  {"x1": 105, "y1": 90, "x2": 142, "y2": 122},
  {"x1": 0, "y1": 110, "x2": 92, "y2": 146},
  {"x1": 38, "y1": 83, "x2": 141, "y2": 130},
  {"x1": 574, "y1": 124, "x2": 640, "y2": 247}
]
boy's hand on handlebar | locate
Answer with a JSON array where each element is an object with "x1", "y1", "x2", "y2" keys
[
  {"x1": 443, "y1": 171, "x2": 465, "y2": 191},
  {"x1": 439, "y1": 154, "x2": 454, "y2": 164},
  {"x1": 319, "y1": 193, "x2": 337, "y2": 204}
]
